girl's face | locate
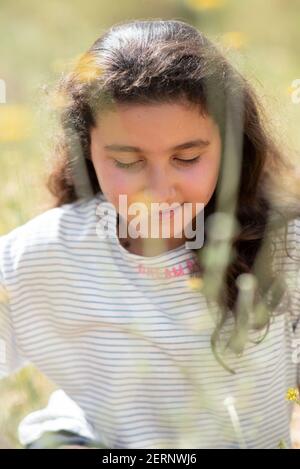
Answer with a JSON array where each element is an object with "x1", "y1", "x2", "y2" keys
[{"x1": 90, "y1": 100, "x2": 222, "y2": 247}]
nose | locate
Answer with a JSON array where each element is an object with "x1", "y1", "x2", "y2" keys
[{"x1": 145, "y1": 167, "x2": 176, "y2": 205}]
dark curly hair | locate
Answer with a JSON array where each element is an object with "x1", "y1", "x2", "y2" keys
[{"x1": 46, "y1": 19, "x2": 300, "y2": 372}]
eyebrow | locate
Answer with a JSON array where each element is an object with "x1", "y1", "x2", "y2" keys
[{"x1": 103, "y1": 139, "x2": 210, "y2": 153}]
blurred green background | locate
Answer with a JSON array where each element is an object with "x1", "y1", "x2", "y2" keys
[{"x1": 0, "y1": 0, "x2": 300, "y2": 448}]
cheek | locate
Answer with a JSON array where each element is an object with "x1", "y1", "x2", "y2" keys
[
  {"x1": 183, "y1": 159, "x2": 220, "y2": 202},
  {"x1": 93, "y1": 162, "x2": 137, "y2": 202}
]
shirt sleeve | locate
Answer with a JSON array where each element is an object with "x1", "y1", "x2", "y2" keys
[
  {"x1": 293, "y1": 220, "x2": 300, "y2": 386},
  {"x1": 18, "y1": 389, "x2": 97, "y2": 448},
  {"x1": 0, "y1": 267, "x2": 29, "y2": 380},
  {"x1": 285, "y1": 217, "x2": 300, "y2": 386}
]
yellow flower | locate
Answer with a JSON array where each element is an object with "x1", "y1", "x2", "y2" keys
[
  {"x1": 186, "y1": 277, "x2": 203, "y2": 291},
  {"x1": 0, "y1": 105, "x2": 34, "y2": 142},
  {"x1": 73, "y1": 52, "x2": 103, "y2": 83},
  {"x1": 185, "y1": 0, "x2": 225, "y2": 11},
  {"x1": 285, "y1": 387, "x2": 300, "y2": 403},
  {"x1": 131, "y1": 191, "x2": 156, "y2": 212},
  {"x1": 222, "y1": 32, "x2": 247, "y2": 50},
  {"x1": 128, "y1": 191, "x2": 164, "y2": 221}
]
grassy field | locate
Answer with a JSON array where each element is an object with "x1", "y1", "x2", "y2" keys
[{"x1": 0, "y1": 0, "x2": 300, "y2": 448}]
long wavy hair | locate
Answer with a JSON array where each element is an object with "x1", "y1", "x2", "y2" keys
[{"x1": 46, "y1": 19, "x2": 300, "y2": 371}]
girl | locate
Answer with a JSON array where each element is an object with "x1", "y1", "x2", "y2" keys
[{"x1": 1, "y1": 19, "x2": 300, "y2": 449}]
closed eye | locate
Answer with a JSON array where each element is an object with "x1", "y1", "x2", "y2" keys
[
  {"x1": 174, "y1": 155, "x2": 201, "y2": 165},
  {"x1": 113, "y1": 160, "x2": 143, "y2": 169},
  {"x1": 113, "y1": 155, "x2": 201, "y2": 169}
]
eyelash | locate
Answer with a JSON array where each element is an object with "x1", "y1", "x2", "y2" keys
[{"x1": 114, "y1": 156, "x2": 201, "y2": 169}]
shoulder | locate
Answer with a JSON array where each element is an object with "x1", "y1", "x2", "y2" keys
[
  {"x1": 269, "y1": 214, "x2": 300, "y2": 323},
  {"x1": 270, "y1": 215, "x2": 300, "y2": 269},
  {"x1": 0, "y1": 193, "x2": 104, "y2": 281}
]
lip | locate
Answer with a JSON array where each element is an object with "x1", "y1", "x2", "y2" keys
[{"x1": 158, "y1": 204, "x2": 183, "y2": 219}]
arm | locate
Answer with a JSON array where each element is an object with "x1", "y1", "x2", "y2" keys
[
  {"x1": 18, "y1": 389, "x2": 99, "y2": 449},
  {"x1": 0, "y1": 271, "x2": 29, "y2": 380}
]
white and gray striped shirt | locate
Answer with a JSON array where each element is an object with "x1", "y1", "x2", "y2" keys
[{"x1": 1, "y1": 191, "x2": 300, "y2": 449}]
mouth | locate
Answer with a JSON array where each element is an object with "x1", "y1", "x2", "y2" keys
[{"x1": 158, "y1": 204, "x2": 183, "y2": 219}]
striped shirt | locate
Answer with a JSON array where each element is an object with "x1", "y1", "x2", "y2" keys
[{"x1": 1, "y1": 191, "x2": 300, "y2": 449}]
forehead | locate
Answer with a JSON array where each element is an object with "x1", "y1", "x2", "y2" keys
[{"x1": 92, "y1": 101, "x2": 218, "y2": 152}]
